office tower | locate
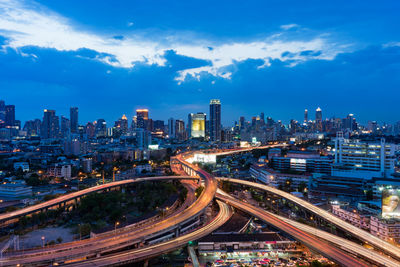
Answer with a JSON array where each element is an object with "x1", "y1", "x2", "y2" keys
[
  {"x1": 23, "y1": 119, "x2": 41, "y2": 136},
  {"x1": 175, "y1": 119, "x2": 185, "y2": 141},
  {"x1": 95, "y1": 119, "x2": 107, "y2": 137},
  {"x1": 135, "y1": 128, "x2": 152, "y2": 149},
  {"x1": 70, "y1": 107, "x2": 78, "y2": 133},
  {"x1": 41, "y1": 109, "x2": 59, "y2": 139},
  {"x1": 304, "y1": 109, "x2": 308, "y2": 123},
  {"x1": 189, "y1": 113, "x2": 206, "y2": 138},
  {"x1": 0, "y1": 100, "x2": 5, "y2": 123},
  {"x1": 115, "y1": 114, "x2": 129, "y2": 134},
  {"x1": 260, "y1": 112, "x2": 265, "y2": 124},
  {"x1": 147, "y1": 118, "x2": 153, "y2": 132},
  {"x1": 5, "y1": 105, "x2": 15, "y2": 127},
  {"x1": 136, "y1": 109, "x2": 149, "y2": 129},
  {"x1": 168, "y1": 118, "x2": 175, "y2": 138},
  {"x1": 315, "y1": 107, "x2": 322, "y2": 131},
  {"x1": 334, "y1": 134, "x2": 396, "y2": 178},
  {"x1": 61, "y1": 116, "x2": 71, "y2": 137},
  {"x1": 239, "y1": 116, "x2": 245, "y2": 129},
  {"x1": 368, "y1": 121, "x2": 378, "y2": 133},
  {"x1": 209, "y1": 99, "x2": 221, "y2": 142},
  {"x1": 85, "y1": 122, "x2": 95, "y2": 138},
  {"x1": 153, "y1": 120, "x2": 165, "y2": 132},
  {"x1": 131, "y1": 116, "x2": 137, "y2": 129}
]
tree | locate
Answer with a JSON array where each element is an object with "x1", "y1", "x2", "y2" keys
[{"x1": 195, "y1": 186, "x2": 204, "y2": 198}]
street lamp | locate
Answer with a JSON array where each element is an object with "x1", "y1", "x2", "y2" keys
[
  {"x1": 41, "y1": 236, "x2": 45, "y2": 248},
  {"x1": 115, "y1": 221, "x2": 120, "y2": 234}
]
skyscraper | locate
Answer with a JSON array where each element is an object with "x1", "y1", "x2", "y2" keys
[
  {"x1": 239, "y1": 116, "x2": 245, "y2": 130},
  {"x1": 95, "y1": 119, "x2": 107, "y2": 137},
  {"x1": 41, "y1": 109, "x2": 59, "y2": 139},
  {"x1": 304, "y1": 109, "x2": 308, "y2": 123},
  {"x1": 136, "y1": 109, "x2": 149, "y2": 129},
  {"x1": 61, "y1": 116, "x2": 71, "y2": 137},
  {"x1": 315, "y1": 107, "x2": 322, "y2": 131},
  {"x1": 175, "y1": 119, "x2": 186, "y2": 141},
  {"x1": 5, "y1": 105, "x2": 15, "y2": 127},
  {"x1": 70, "y1": 107, "x2": 78, "y2": 133},
  {"x1": 168, "y1": 118, "x2": 175, "y2": 138},
  {"x1": 0, "y1": 100, "x2": 5, "y2": 123},
  {"x1": 209, "y1": 99, "x2": 221, "y2": 142}
]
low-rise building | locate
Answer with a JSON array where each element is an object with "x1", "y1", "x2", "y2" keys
[
  {"x1": 332, "y1": 204, "x2": 400, "y2": 243},
  {"x1": 0, "y1": 180, "x2": 32, "y2": 200},
  {"x1": 48, "y1": 164, "x2": 72, "y2": 179},
  {"x1": 250, "y1": 164, "x2": 310, "y2": 188},
  {"x1": 13, "y1": 162, "x2": 29, "y2": 172}
]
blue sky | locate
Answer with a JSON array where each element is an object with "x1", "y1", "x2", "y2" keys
[{"x1": 0, "y1": 0, "x2": 399, "y2": 126}]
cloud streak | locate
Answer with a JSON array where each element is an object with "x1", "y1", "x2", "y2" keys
[{"x1": 0, "y1": 0, "x2": 348, "y2": 82}]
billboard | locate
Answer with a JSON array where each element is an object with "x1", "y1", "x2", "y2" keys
[
  {"x1": 382, "y1": 189, "x2": 400, "y2": 218},
  {"x1": 191, "y1": 116, "x2": 205, "y2": 138}
]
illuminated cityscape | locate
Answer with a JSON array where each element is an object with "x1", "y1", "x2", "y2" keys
[{"x1": 1, "y1": 1, "x2": 400, "y2": 267}]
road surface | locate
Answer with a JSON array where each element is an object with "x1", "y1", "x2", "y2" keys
[{"x1": 218, "y1": 177, "x2": 400, "y2": 260}]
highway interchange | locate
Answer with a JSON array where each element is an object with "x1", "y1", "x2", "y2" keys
[{"x1": 0, "y1": 146, "x2": 399, "y2": 266}]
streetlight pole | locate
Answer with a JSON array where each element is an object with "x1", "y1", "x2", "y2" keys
[
  {"x1": 41, "y1": 236, "x2": 45, "y2": 248},
  {"x1": 115, "y1": 221, "x2": 119, "y2": 234}
]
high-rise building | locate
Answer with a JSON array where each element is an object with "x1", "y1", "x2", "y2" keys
[
  {"x1": 0, "y1": 100, "x2": 5, "y2": 123},
  {"x1": 41, "y1": 109, "x2": 59, "y2": 139},
  {"x1": 5, "y1": 105, "x2": 15, "y2": 127},
  {"x1": 175, "y1": 119, "x2": 186, "y2": 141},
  {"x1": 60, "y1": 116, "x2": 71, "y2": 138},
  {"x1": 95, "y1": 119, "x2": 107, "y2": 137},
  {"x1": 334, "y1": 134, "x2": 396, "y2": 178},
  {"x1": 260, "y1": 112, "x2": 265, "y2": 125},
  {"x1": 135, "y1": 128, "x2": 152, "y2": 149},
  {"x1": 209, "y1": 99, "x2": 221, "y2": 142},
  {"x1": 189, "y1": 113, "x2": 206, "y2": 138},
  {"x1": 168, "y1": 118, "x2": 175, "y2": 138},
  {"x1": 153, "y1": 120, "x2": 165, "y2": 133},
  {"x1": 23, "y1": 119, "x2": 41, "y2": 136},
  {"x1": 120, "y1": 114, "x2": 129, "y2": 134},
  {"x1": 304, "y1": 109, "x2": 308, "y2": 123},
  {"x1": 239, "y1": 116, "x2": 245, "y2": 130},
  {"x1": 70, "y1": 107, "x2": 78, "y2": 133},
  {"x1": 136, "y1": 109, "x2": 149, "y2": 129},
  {"x1": 315, "y1": 107, "x2": 322, "y2": 131},
  {"x1": 85, "y1": 122, "x2": 95, "y2": 138}
]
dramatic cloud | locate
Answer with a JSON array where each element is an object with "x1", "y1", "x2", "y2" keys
[{"x1": 0, "y1": 0, "x2": 347, "y2": 82}]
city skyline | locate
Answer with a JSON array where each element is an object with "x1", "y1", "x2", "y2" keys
[
  {"x1": 1, "y1": 0, "x2": 400, "y2": 124},
  {"x1": 1, "y1": 98, "x2": 398, "y2": 128}
]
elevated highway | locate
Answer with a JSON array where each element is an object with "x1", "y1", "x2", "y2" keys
[
  {"x1": 63, "y1": 200, "x2": 233, "y2": 266},
  {"x1": 218, "y1": 177, "x2": 400, "y2": 261},
  {"x1": 0, "y1": 171, "x2": 216, "y2": 266},
  {"x1": 216, "y1": 191, "x2": 370, "y2": 267},
  {"x1": 0, "y1": 176, "x2": 199, "y2": 226}
]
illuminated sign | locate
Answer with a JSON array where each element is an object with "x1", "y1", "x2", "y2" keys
[
  {"x1": 290, "y1": 158, "x2": 306, "y2": 164},
  {"x1": 148, "y1": 144, "x2": 159, "y2": 150},
  {"x1": 187, "y1": 153, "x2": 217, "y2": 164},
  {"x1": 191, "y1": 116, "x2": 205, "y2": 138},
  {"x1": 382, "y1": 189, "x2": 400, "y2": 219}
]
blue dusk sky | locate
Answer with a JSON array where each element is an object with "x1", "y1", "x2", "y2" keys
[{"x1": 0, "y1": 0, "x2": 399, "y2": 126}]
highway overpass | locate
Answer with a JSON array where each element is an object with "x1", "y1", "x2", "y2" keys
[
  {"x1": 217, "y1": 189, "x2": 400, "y2": 267},
  {"x1": 218, "y1": 177, "x2": 400, "y2": 261}
]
